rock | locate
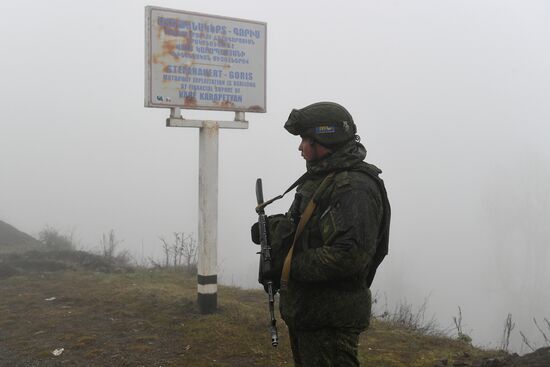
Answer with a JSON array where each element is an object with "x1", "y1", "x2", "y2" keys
[
  {"x1": 473, "y1": 358, "x2": 507, "y2": 367},
  {"x1": 469, "y1": 347, "x2": 550, "y2": 367},
  {"x1": 508, "y1": 346, "x2": 550, "y2": 367}
]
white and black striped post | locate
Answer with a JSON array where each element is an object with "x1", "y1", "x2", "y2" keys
[
  {"x1": 197, "y1": 121, "x2": 219, "y2": 313},
  {"x1": 166, "y1": 109, "x2": 248, "y2": 314}
]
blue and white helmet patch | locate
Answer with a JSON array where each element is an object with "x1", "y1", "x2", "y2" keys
[{"x1": 315, "y1": 125, "x2": 336, "y2": 134}]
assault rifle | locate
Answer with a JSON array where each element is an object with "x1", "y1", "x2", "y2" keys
[{"x1": 255, "y1": 178, "x2": 279, "y2": 347}]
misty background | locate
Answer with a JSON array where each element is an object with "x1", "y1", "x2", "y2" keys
[{"x1": 1, "y1": 0, "x2": 549, "y2": 353}]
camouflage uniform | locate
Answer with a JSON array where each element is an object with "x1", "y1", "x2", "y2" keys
[{"x1": 274, "y1": 102, "x2": 391, "y2": 367}]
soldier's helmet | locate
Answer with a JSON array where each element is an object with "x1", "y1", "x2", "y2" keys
[{"x1": 284, "y1": 102, "x2": 357, "y2": 148}]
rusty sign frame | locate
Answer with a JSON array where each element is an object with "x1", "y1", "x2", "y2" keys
[{"x1": 145, "y1": 6, "x2": 267, "y2": 113}]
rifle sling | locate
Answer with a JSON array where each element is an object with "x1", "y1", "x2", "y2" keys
[
  {"x1": 280, "y1": 172, "x2": 336, "y2": 290},
  {"x1": 255, "y1": 172, "x2": 309, "y2": 213}
]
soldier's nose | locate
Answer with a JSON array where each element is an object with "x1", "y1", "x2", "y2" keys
[{"x1": 299, "y1": 137, "x2": 306, "y2": 151}]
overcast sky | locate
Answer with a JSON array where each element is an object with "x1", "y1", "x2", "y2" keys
[{"x1": 1, "y1": 0, "x2": 549, "y2": 353}]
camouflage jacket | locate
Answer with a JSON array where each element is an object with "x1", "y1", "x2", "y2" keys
[{"x1": 279, "y1": 141, "x2": 390, "y2": 331}]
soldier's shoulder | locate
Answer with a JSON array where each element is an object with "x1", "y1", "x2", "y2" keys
[{"x1": 333, "y1": 162, "x2": 382, "y2": 191}]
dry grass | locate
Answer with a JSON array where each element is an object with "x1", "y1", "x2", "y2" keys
[{"x1": 0, "y1": 270, "x2": 506, "y2": 366}]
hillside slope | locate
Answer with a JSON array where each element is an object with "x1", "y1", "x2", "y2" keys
[
  {"x1": 0, "y1": 220, "x2": 42, "y2": 254},
  {"x1": 0, "y1": 269, "x2": 515, "y2": 367}
]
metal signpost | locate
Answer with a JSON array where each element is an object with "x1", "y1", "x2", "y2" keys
[{"x1": 145, "y1": 6, "x2": 267, "y2": 314}]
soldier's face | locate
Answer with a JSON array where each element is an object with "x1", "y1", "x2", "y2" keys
[{"x1": 299, "y1": 137, "x2": 331, "y2": 161}]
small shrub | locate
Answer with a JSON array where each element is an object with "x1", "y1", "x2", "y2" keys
[
  {"x1": 500, "y1": 313, "x2": 515, "y2": 351},
  {"x1": 100, "y1": 229, "x2": 121, "y2": 260},
  {"x1": 156, "y1": 232, "x2": 198, "y2": 272},
  {"x1": 453, "y1": 306, "x2": 472, "y2": 344},
  {"x1": 520, "y1": 317, "x2": 550, "y2": 351},
  {"x1": 377, "y1": 296, "x2": 443, "y2": 336},
  {"x1": 38, "y1": 226, "x2": 75, "y2": 251}
]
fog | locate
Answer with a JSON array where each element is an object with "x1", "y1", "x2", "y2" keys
[{"x1": 1, "y1": 0, "x2": 549, "y2": 353}]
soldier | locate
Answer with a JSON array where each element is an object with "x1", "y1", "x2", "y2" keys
[{"x1": 254, "y1": 101, "x2": 390, "y2": 366}]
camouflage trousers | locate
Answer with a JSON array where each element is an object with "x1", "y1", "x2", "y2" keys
[{"x1": 288, "y1": 327, "x2": 362, "y2": 367}]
